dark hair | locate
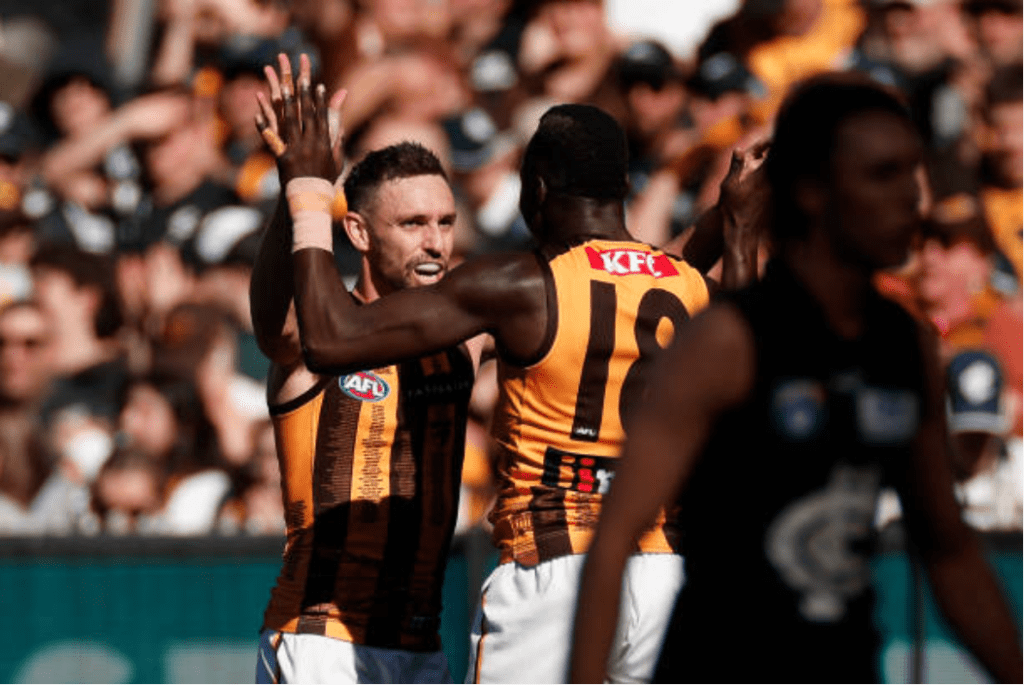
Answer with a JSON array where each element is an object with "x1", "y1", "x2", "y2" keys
[
  {"x1": 520, "y1": 104, "x2": 629, "y2": 201},
  {"x1": 987, "y1": 62, "x2": 1023, "y2": 108},
  {"x1": 343, "y1": 142, "x2": 449, "y2": 213},
  {"x1": 29, "y1": 243, "x2": 123, "y2": 339},
  {"x1": 765, "y1": 73, "x2": 913, "y2": 244},
  {"x1": 118, "y1": 369, "x2": 220, "y2": 475}
]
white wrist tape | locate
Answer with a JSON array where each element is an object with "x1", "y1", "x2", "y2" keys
[{"x1": 287, "y1": 177, "x2": 335, "y2": 253}]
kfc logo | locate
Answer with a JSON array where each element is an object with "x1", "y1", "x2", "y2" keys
[{"x1": 586, "y1": 247, "x2": 679, "y2": 278}]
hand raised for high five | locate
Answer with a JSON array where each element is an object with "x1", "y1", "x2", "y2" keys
[{"x1": 255, "y1": 53, "x2": 347, "y2": 185}]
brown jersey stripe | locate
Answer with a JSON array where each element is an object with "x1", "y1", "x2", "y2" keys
[
  {"x1": 298, "y1": 384, "x2": 361, "y2": 618},
  {"x1": 366, "y1": 361, "x2": 421, "y2": 646},
  {"x1": 571, "y1": 280, "x2": 616, "y2": 442}
]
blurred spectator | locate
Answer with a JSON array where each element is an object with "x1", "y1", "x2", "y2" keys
[
  {"x1": 30, "y1": 244, "x2": 127, "y2": 423},
  {"x1": 977, "y1": 62, "x2": 1022, "y2": 282},
  {"x1": 613, "y1": 40, "x2": 694, "y2": 245},
  {"x1": 442, "y1": 107, "x2": 528, "y2": 252},
  {"x1": 25, "y1": 245, "x2": 125, "y2": 533},
  {"x1": 154, "y1": 302, "x2": 266, "y2": 466},
  {"x1": 0, "y1": 301, "x2": 54, "y2": 532},
  {"x1": 727, "y1": 0, "x2": 866, "y2": 124},
  {"x1": 117, "y1": 370, "x2": 230, "y2": 535},
  {"x1": 946, "y1": 349, "x2": 1023, "y2": 530},
  {"x1": 216, "y1": 420, "x2": 284, "y2": 535},
  {"x1": 962, "y1": 0, "x2": 1023, "y2": 68},
  {"x1": 517, "y1": 0, "x2": 625, "y2": 115},
  {"x1": 89, "y1": 445, "x2": 166, "y2": 535}
]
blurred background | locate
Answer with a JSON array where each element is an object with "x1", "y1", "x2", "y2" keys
[{"x1": 0, "y1": 0, "x2": 1019, "y2": 681}]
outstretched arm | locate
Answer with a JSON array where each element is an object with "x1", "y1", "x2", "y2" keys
[
  {"x1": 898, "y1": 328, "x2": 1022, "y2": 684},
  {"x1": 569, "y1": 304, "x2": 755, "y2": 683},
  {"x1": 249, "y1": 54, "x2": 344, "y2": 367},
  {"x1": 266, "y1": 55, "x2": 548, "y2": 375}
]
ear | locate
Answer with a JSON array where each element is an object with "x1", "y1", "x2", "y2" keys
[{"x1": 343, "y1": 212, "x2": 371, "y2": 253}]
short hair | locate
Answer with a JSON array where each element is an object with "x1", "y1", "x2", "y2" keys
[
  {"x1": 29, "y1": 243, "x2": 123, "y2": 339},
  {"x1": 765, "y1": 73, "x2": 914, "y2": 244},
  {"x1": 343, "y1": 142, "x2": 448, "y2": 214},
  {"x1": 520, "y1": 104, "x2": 629, "y2": 201},
  {"x1": 987, "y1": 62, "x2": 1023, "y2": 108}
]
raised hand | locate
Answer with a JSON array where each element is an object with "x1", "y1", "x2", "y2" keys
[
  {"x1": 719, "y1": 138, "x2": 770, "y2": 232},
  {"x1": 717, "y1": 139, "x2": 770, "y2": 288},
  {"x1": 255, "y1": 53, "x2": 346, "y2": 185}
]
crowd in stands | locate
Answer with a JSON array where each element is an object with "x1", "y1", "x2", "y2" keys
[{"x1": 0, "y1": 0, "x2": 1018, "y2": 536}]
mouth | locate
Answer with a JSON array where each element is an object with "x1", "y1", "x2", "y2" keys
[{"x1": 412, "y1": 262, "x2": 445, "y2": 279}]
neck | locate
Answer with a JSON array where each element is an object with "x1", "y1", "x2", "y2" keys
[
  {"x1": 539, "y1": 195, "x2": 631, "y2": 253},
  {"x1": 353, "y1": 258, "x2": 384, "y2": 303},
  {"x1": 782, "y1": 235, "x2": 874, "y2": 339}
]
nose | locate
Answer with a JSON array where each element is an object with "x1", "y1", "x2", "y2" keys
[{"x1": 421, "y1": 221, "x2": 447, "y2": 256}]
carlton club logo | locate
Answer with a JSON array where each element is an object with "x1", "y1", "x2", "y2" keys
[
  {"x1": 585, "y1": 247, "x2": 679, "y2": 278},
  {"x1": 339, "y1": 371, "x2": 391, "y2": 402}
]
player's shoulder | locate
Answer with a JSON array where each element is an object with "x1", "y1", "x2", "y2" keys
[{"x1": 443, "y1": 250, "x2": 548, "y2": 317}]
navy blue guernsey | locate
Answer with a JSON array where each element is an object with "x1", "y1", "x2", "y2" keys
[{"x1": 655, "y1": 260, "x2": 926, "y2": 683}]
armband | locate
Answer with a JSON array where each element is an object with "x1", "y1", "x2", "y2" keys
[{"x1": 286, "y1": 177, "x2": 335, "y2": 253}]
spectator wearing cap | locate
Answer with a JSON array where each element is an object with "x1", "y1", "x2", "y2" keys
[
  {"x1": 946, "y1": 349, "x2": 1022, "y2": 530},
  {"x1": 441, "y1": 106, "x2": 528, "y2": 252},
  {"x1": 611, "y1": 39, "x2": 696, "y2": 247}
]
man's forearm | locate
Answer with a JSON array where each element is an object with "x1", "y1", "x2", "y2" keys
[{"x1": 250, "y1": 197, "x2": 297, "y2": 358}]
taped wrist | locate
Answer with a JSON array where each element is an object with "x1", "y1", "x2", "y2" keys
[{"x1": 286, "y1": 177, "x2": 335, "y2": 253}]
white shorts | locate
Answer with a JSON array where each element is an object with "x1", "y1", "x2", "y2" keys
[
  {"x1": 466, "y1": 553, "x2": 684, "y2": 684},
  {"x1": 256, "y1": 629, "x2": 452, "y2": 684}
]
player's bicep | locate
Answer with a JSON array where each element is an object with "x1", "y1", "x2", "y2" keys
[{"x1": 602, "y1": 304, "x2": 755, "y2": 540}]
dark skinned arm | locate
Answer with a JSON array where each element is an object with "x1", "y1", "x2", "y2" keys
[
  {"x1": 665, "y1": 141, "x2": 769, "y2": 289},
  {"x1": 250, "y1": 53, "x2": 345, "y2": 367},
  {"x1": 569, "y1": 304, "x2": 756, "y2": 683},
  {"x1": 896, "y1": 327, "x2": 1022, "y2": 684},
  {"x1": 292, "y1": 249, "x2": 545, "y2": 375}
]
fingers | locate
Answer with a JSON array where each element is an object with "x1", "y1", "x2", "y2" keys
[
  {"x1": 278, "y1": 53, "x2": 301, "y2": 143},
  {"x1": 315, "y1": 84, "x2": 330, "y2": 143},
  {"x1": 299, "y1": 54, "x2": 316, "y2": 137},
  {"x1": 255, "y1": 91, "x2": 278, "y2": 133},
  {"x1": 264, "y1": 64, "x2": 281, "y2": 103},
  {"x1": 255, "y1": 113, "x2": 287, "y2": 156}
]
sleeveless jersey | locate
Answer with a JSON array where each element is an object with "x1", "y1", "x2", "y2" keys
[
  {"x1": 489, "y1": 239, "x2": 711, "y2": 566},
  {"x1": 655, "y1": 260, "x2": 926, "y2": 682},
  {"x1": 262, "y1": 345, "x2": 474, "y2": 651}
]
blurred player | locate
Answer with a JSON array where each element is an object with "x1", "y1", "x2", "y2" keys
[
  {"x1": 570, "y1": 74, "x2": 1023, "y2": 683},
  {"x1": 250, "y1": 55, "x2": 479, "y2": 683},
  {"x1": 264, "y1": 55, "x2": 761, "y2": 681}
]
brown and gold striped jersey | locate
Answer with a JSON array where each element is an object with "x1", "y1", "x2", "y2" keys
[
  {"x1": 489, "y1": 239, "x2": 711, "y2": 565},
  {"x1": 262, "y1": 345, "x2": 474, "y2": 651}
]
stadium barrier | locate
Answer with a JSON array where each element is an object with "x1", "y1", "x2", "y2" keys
[{"x1": 0, "y1": 528, "x2": 1018, "y2": 683}]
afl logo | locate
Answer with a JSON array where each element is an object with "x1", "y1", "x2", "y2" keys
[{"x1": 340, "y1": 371, "x2": 391, "y2": 402}]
